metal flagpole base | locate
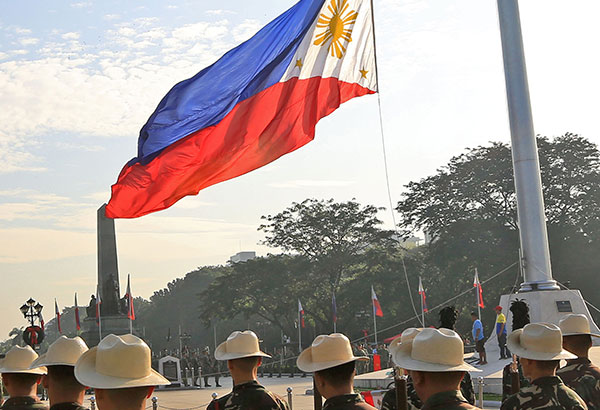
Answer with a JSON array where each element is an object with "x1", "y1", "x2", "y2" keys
[{"x1": 519, "y1": 279, "x2": 560, "y2": 292}]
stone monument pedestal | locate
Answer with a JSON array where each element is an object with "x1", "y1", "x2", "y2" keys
[
  {"x1": 485, "y1": 289, "x2": 600, "y2": 355},
  {"x1": 81, "y1": 316, "x2": 136, "y2": 347}
]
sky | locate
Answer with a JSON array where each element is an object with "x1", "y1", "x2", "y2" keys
[{"x1": 1, "y1": 0, "x2": 599, "y2": 340}]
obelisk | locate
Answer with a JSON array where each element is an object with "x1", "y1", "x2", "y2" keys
[
  {"x1": 82, "y1": 204, "x2": 133, "y2": 346},
  {"x1": 97, "y1": 204, "x2": 121, "y2": 315}
]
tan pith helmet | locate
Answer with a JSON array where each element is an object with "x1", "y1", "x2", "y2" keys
[
  {"x1": 214, "y1": 331, "x2": 271, "y2": 361},
  {"x1": 31, "y1": 336, "x2": 89, "y2": 368},
  {"x1": 559, "y1": 314, "x2": 600, "y2": 338},
  {"x1": 297, "y1": 333, "x2": 369, "y2": 373},
  {"x1": 392, "y1": 328, "x2": 479, "y2": 372},
  {"x1": 507, "y1": 322, "x2": 577, "y2": 361},
  {"x1": 74, "y1": 334, "x2": 170, "y2": 389},
  {"x1": 0, "y1": 345, "x2": 46, "y2": 375}
]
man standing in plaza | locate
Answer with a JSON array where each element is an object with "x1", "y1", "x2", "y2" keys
[
  {"x1": 471, "y1": 312, "x2": 487, "y2": 365},
  {"x1": 501, "y1": 323, "x2": 586, "y2": 410},
  {"x1": 495, "y1": 306, "x2": 510, "y2": 360},
  {"x1": 297, "y1": 333, "x2": 374, "y2": 410},
  {"x1": 208, "y1": 331, "x2": 288, "y2": 410},
  {"x1": 557, "y1": 314, "x2": 600, "y2": 410},
  {"x1": 30, "y1": 336, "x2": 89, "y2": 410}
]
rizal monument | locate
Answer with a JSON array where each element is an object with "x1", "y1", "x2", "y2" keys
[{"x1": 81, "y1": 205, "x2": 136, "y2": 347}]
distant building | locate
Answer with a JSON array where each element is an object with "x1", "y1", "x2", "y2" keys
[
  {"x1": 229, "y1": 251, "x2": 256, "y2": 263},
  {"x1": 391, "y1": 234, "x2": 423, "y2": 249}
]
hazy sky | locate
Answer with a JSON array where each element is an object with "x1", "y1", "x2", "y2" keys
[{"x1": 1, "y1": 0, "x2": 599, "y2": 340}]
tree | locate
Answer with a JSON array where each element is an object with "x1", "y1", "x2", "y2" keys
[
  {"x1": 396, "y1": 133, "x2": 600, "y2": 323},
  {"x1": 259, "y1": 198, "x2": 393, "y2": 292}
]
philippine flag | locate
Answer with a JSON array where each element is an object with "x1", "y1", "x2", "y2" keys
[
  {"x1": 106, "y1": 0, "x2": 377, "y2": 218},
  {"x1": 371, "y1": 285, "x2": 383, "y2": 317}
]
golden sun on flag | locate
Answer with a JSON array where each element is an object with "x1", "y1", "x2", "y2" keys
[{"x1": 314, "y1": 0, "x2": 358, "y2": 59}]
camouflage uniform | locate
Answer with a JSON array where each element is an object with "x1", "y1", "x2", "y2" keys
[
  {"x1": 380, "y1": 377, "x2": 422, "y2": 410},
  {"x1": 200, "y1": 352, "x2": 221, "y2": 387},
  {"x1": 421, "y1": 390, "x2": 480, "y2": 410},
  {"x1": 322, "y1": 393, "x2": 377, "y2": 410},
  {"x1": 502, "y1": 362, "x2": 530, "y2": 402},
  {"x1": 557, "y1": 358, "x2": 600, "y2": 410},
  {"x1": 0, "y1": 396, "x2": 48, "y2": 410},
  {"x1": 500, "y1": 376, "x2": 587, "y2": 410},
  {"x1": 207, "y1": 380, "x2": 288, "y2": 410},
  {"x1": 381, "y1": 373, "x2": 474, "y2": 410}
]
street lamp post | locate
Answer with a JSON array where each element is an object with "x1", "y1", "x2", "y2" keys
[{"x1": 20, "y1": 298, "x2": 44, "y2": 349}]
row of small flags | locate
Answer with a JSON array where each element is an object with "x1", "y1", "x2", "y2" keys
[
  {"x1": 53, "y1": 274, "x2": 135, "y2": 334},
  {"x1": 297, "y1": 270, "x2": 485, "y2": 326}
]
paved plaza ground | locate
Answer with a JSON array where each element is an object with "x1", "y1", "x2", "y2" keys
[{"x1": 82, "y1": 375, "x2": 499, "y2": 410}]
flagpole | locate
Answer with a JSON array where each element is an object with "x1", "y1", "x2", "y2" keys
[
  {"x1": 420, "y1": 279, "x2": 425, "y2": 327},
  {"x1": 297, "y1": 300, "x2": 302, "y2": 352},
  {"x1": 475, "y1": 268, "x2": 481, "y2": 320},
  {"x1": 332, "y1": 292, "x2": 337, "y2": 333},
  {"x1": 497, "y1": 0, "x2": 558, "y2": 291},
  {"x1": 372, "y1": 304, "x2": 378, "y2": 347}
]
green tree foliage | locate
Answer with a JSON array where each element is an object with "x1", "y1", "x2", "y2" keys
[{"x1": 396, "y1": 133, "x2": 600, "y2": 326}]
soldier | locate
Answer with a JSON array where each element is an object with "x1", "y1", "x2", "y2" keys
[
  {"x1": 501, "y1": 323, "x2": 587, "y2": 410},
  {"x1": 29, "y1": 336, "x2": 89, "y2": 410},
  {"x1": 501, "y1": 299, "x2": 531, "y2": 402},
  {"x1": 200, "y1": 347, "x2": 221, "y2": 388},
  {"x1": 297, "y1": 333, "x2": 375, "y2": 410},
  {"x1": 74, "y1": 334, "x2": 170, "y2": 410},
  {"x1": 381, "y1": 329, "x2": 423, "y2": 410},
  {"x1": 557, "y1": 314, "x2": 600, "y2": 410},
  {"x1": 0, "y1": 345, "x2": 48, "y2": 410},
  {"x1": 207, "y1": 331, "x2": 288, "y2": 410},
  {"x1": 391, "y1": 327, "x2": 482, "y2": 410}
]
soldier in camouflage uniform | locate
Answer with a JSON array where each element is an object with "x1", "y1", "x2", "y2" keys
[
  {"x1": 502, "y1": 299, "x2": 531, "y2": 402},
  {"x1": 501, "y1": 323, "x2": 587, "y2": 410},
  {"x1": 208, "y1": 331, "x2": 287, "y2": 410},
  {"x1": 391, "y1": 328, "x2": 482, "y2": 410},
  {"x1": 382, "y1": 308, "x2": 475, "y2": 410},
  {"x1": 30, "y1": 336, "x2": 89, "y2": 410},
  {"x1": 201, "y1": 347, "x2": 222, "y2": 388},
  {"x1": 557, "y1": 314, "x2": 600, "y2": 410},
  {"x1": 0, "y1": 346, "x2": 48, "y2": 410},
  {"x1": 297, "y1": 333, "x2": 375, "y2": 410}
]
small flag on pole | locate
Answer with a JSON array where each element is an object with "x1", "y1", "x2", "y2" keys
[
  {"x1": 125, "y1": 274, "x2": 136, "y2": 321},
  {"x1": 55, "y1": 299, "x2": 62, "y2": 334},
  {"x1": 298, "y1": 299, "x2": 305, "y2": 328},
  {"x1": 474, "y1": 270, "x2": 485, "y2": 308},
  {"x1": 74, "y1": 293, "x2": 81, "y2": 331},
  {"x1": 332, "y1": 293, "x2": 337, "y2": 323},
  {"x1": 371, "y1": 285, "x2": 383, "y2": 317},
  {"x1": 418, "y1": 277, "x2": 428, "y2": 313},
  {"x1": 96, "y1": 286, "x2": 102, "y2": 325}
]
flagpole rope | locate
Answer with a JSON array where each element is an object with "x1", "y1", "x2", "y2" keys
[{"x1": 369, "y1": 0, "x2": 422, "y2": 325}]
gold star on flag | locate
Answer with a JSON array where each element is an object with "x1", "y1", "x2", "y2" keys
[
  {"x1": 295, "y1": 58, "x2": 303, "y2": 68},
  {"x1": 359, "y1": 68, "x2": 368, "y2": 79}
]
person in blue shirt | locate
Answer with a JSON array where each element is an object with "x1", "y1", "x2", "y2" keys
[{"x1": 471, "y1": 312, "x2": 487, "y2": 365}]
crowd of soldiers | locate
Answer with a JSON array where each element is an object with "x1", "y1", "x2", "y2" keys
[{"x1": 0, "y1": 307, "x2": 599, "y2": 410}]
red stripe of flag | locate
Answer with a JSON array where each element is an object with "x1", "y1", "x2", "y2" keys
[
  {"x1": 298, "y1": 299, "x2": 305, "y2": 328},
  {"x1": 75, "y1": 293, "x2": 81, "y2": 331}
]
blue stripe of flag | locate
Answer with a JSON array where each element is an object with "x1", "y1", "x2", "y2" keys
[{"x1": 134, "y1": 0, "x2": 325, "y2": 165}]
